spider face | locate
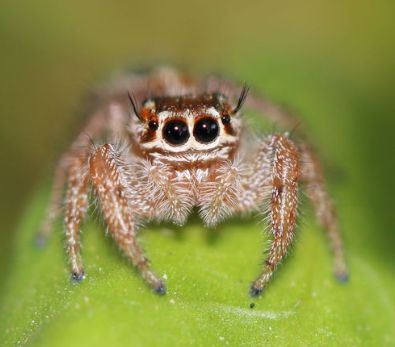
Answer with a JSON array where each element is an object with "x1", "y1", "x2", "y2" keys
[{"x1": 133, "y1": 93, "x2": 241, "y2": 160}]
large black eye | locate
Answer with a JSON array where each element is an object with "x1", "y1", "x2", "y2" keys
[
  {"x1": 193, "y1": 117, "x2": 219, "y2": 143},
  {"x1": 162, "y1": 119, "x2": 190, "y2": 145}
]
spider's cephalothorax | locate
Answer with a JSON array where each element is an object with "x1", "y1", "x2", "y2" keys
[
  {"x1": 38, "y1": 67, "x2": 348, "y2": 296},
  {"x1": 131, "y1": 91, "x2": 243, "y2": 164}
]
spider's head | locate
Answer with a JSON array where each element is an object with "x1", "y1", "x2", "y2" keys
[{"x1": 129, "y1": 87, "x2": 248, "y2": 162}]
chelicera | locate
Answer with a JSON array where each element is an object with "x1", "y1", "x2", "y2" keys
[{"x1": 38, "y1": 67, "x2": 348, "y2": 296}]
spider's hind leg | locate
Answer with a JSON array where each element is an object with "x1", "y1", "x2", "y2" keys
[
  {"x1": 36, "y1": 154, "x2": 70, "y2": 247},
  {"x1": 300, "y1": 144, "x2": 348, "y2": 282}
]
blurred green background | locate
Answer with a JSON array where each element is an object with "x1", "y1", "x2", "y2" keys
[{"x1": 0, "y1": 1, "x2": 394, "y2": 346}]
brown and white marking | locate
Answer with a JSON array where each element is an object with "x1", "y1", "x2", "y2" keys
[{"x1": 38, "y1": 67, "x2": 348, "y2": 296}]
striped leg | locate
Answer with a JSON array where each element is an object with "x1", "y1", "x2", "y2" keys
[
  {"x1": 199, "y1": 160, "x2": 244, "y2": 227},
  {"x1": 37, "y1": 126, "x2": 103, "y2": 245},
  {"x1": 36, "y1": 154, "x2": 69, "y2": 246},
  {"x1": 300, "y1": 144, "x2": 348, "y2": 282},
  {"x1": 249, "y1": 135, "x2": 300, "y2": 296},
  {"x1": 64, "y1": 155, "x2": 90, "y2": 281},
  {"x1": 89, "y1": 144, "x2": 165, "y2": 294}
]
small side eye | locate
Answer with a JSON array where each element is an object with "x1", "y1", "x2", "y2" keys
[
  {"x1": 221, "y1": 114, "x2": 231, "y2": 124},
  {"x1": 148, "y1": 120, "x2": 159, "y2": 130}
]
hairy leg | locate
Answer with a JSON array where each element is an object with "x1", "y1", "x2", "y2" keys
[
  {"x1": 198, "y1": 160, "x2": 245, "y2": 227},
  {"x1": 89, "y1": 144, "x2": 165, "y2": 294},
  {"x1": 64, "y1": 154, "x2": 90, "y2": 281},
  {"x1": 247, "y1": 90, "x2": 348, "y2": 280},
  {"x1": 138, "y1": 160, "x2": 193, "y2": 226},
  {"x1": 37, "y1": 71, "x2": 151, "y2": 244},
  {"x1": 209, "y1": 78, "x2": 348, "y2": 288},
  {"x1": 246, "y1": 134, "x2": 300, "y2": 297},
  {"x1": 36, "y1": 114, "x2": 108, "y2": 244},
  {"x1": 36, "y1": 154, "x2": 69, "y2": 246},
  {"x1": 300, "y1": 144, "x2": 348, "y2": 281}
]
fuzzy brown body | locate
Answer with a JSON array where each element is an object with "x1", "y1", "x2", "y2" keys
[{"x1": 39, "y1": 67, "x2": 348, "y2": 296}]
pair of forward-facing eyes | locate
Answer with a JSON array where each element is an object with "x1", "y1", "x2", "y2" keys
[
  {"x1": 129, "y1": 87, "x2": 249, "y2": 146},
  {"x1": 145, "y1": 114, "x2": 232, "y2": 146}
]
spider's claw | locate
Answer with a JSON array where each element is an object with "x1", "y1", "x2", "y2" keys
[
  {"x1": 249, "y1": 284, "x2": 264, "y2": 297},
  {"x1": 153, "y1": 281, "x2": 167, "y2": 296},
  {"x1": 71, "y1": 270, "x2": 85, "y2": 283},
  {"x1": 335, "y1": 271, "x2": 349, "y2": 284}
]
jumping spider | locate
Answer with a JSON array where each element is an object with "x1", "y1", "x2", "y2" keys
[{"x1": 38, "y1": 67, "x2": 348, "y2": 296}]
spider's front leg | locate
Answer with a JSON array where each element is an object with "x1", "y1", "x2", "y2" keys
[
  {"x1": 248, "y1": 134, "x2": 300, "y2": 297},
  {"x1": 89, "y1": 144, "x2": 165, "y2": 294}
]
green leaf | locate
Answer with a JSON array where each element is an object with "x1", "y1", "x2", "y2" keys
[
  {"x1": 1, "y1": 57, "x2": 395, "y2": 347},
  {"x1": 1, "y1": 183, "x2": 395, "y2": 346}
]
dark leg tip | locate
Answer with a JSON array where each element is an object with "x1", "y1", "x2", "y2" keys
[
  {"x1": 153, "y1": 282, "x2": 167, "y2": 296},
  {"x1": 71, "y1": 271, "x2": 85, "y2": 283},
  {"x1": 249, "y1": 284, "x2": 264, "y2": 298},
  {"x1": 335, "y1": 272, "x2": 349, "y2": 284},
  {"x1": 34, "y1": 234, "x2": 48, "y2": 249}
]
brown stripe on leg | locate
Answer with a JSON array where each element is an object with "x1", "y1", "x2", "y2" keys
[
  {"x1": 89, "y1": 144, "x2": 165, "y2": 294},
  {"x1": 251, "y1": 135, "x2": 300, "y2": 297},
  {"x1": 64, "y1": 155, "x2": 90, "y2": 282},
  {"x1": 37, "y1": 115, "x2": 106, "y2": 246},
  {"x1": 36, "y1": 154, "x2": 69, "y2": 247}
]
